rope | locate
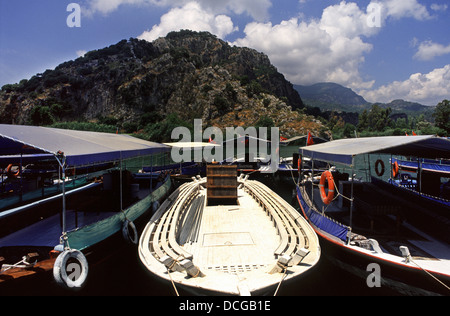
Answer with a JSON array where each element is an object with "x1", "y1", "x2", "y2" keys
[
  {"x1": 166, "y1": 266, "x2": 180, "y2": 296},
  {"x1": 166, "y1": 255, "x2": 184, "y2": 296},
  {"x1": 408, "y1": 257, "x2": 450, "y2": 292},
  {"x1": 273, "y1": 264, "x2": 288, "y2": 296}
]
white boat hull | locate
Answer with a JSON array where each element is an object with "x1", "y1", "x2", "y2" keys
[{"x1": 139, "y1": 176, "x2": 320, "y2": 296}]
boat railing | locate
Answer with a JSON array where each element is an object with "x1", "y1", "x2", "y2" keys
[
  {"x1": 147, "y1": 178, "x2": 205, "y2": 277},
  {"x1": 243, "y1": 180, "x2": 309, "y2": 264},
  {"x1": 297, "y1": 184, "x2": 350, "y2": 242}
]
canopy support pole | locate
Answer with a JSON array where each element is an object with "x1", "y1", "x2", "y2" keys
[
  {"x1": 150, "y1": 154, "x2": 153, "y2": 196},
  {"x1": 19, "y1": 153, "x2": 23, "y2": 203},
  {"x1": 418, "y1": 158, "x2": 423, "y2": 195},
  {"x1": 55, "y1": 151, "x2": 67, "y2": 247},
  {"x1": 348, "y1": 159, "x2": 355, "y2": 243},
  {"x1": 311, "y1": 158, "x2": 315, "y2": 205},
  {"x1": 120, "y1": 152, "x2": 123, "y2": 212}
]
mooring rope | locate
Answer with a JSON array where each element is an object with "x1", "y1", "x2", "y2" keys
[
  {"x1": 166, "y1": 266, "x2": 180, "y2": 296},
  {"x1": 409, "y1": 257, "x2": 450, "y2": 292},
  {"x1": 166, "y1": 256, "x2": 185, "y2": 297},
  {"x1": 273, "y1": 264, "x2": 288, "y2": 296}
]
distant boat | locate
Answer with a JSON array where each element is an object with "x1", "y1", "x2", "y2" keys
[
  {"x1": 139, "y1": 164, "x2": 320, "y2": 296},
  {"x1": 296, "y1": 135, "x2": 450, "y2": 296},
  {"x1": 220, "y1": 136, "x2": 275, "y2": 174},
  {"x1": 140, "y1": 161, "x2": 206, "y2": 178},
  {"x1": 389, "y1": 157, "x2": 450, "y2": 209},
  {"x1": 277, "y1": 133, "x2": 329, "y2": 181},
  {"x1": 280, "y1": 133, "x2": 328, "y2": 147},
  {"x1": 0, "y1": 124, "x2": 172, "y2": 289}
]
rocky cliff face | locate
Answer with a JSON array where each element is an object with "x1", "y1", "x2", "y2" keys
[{"x1": 0, "y1": 30, "x2": 327, "y2": 139}]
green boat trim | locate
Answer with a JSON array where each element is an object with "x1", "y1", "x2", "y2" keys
[{"x1": 66, "y1": 176, "x2": 171, "y2": 251}]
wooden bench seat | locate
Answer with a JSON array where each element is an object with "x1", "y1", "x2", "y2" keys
[
  {"x1": 149, "y1": 180, "x2": 205, "y2": 271},
  {"x1": 243, "y1": 180, "x2": 309, "y2": 260}
]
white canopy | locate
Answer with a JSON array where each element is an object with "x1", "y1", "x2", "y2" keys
[
  {"x1": 301, "y1": 135, "x2": 450, "y2": 166},
  {"x1": 0, "y1": 124, "x2": 170, "y2": 167}
]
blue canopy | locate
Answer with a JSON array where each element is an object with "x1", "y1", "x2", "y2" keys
[
  {"x1": 0, "y1": 124, "x2": 170, "y2": 167},
  {"x1": 301, "y1": 135, "x2": 450, "y2": 166}
]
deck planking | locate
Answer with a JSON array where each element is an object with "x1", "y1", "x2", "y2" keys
[{"x1": 182, "y1": 188, "x2": 279, "y2": 271}]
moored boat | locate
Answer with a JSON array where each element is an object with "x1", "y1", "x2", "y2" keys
[
  {"x1": 0, "y1": 124, "x2": 172, "y2": 290},
  {"x1": 389, "y1": 157, "x2": 450, "y2": 210},
  {"x1": 296, "y1": 135, "x2": 450, "y2": 295},
  {"x1": 139, "y1": 164, "x2": 320, "y2": 296}
]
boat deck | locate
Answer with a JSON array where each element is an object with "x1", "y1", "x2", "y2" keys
[{"x1": 182, "y1": 187, "x2": 280, "y2": 273}]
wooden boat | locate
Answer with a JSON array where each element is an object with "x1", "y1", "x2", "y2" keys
[
  {"x1": 0, "y1": 124, "x2": 172, "y2": 290},
  {"x1": 296, "y1": 135, "x2": 450, "y2": 296},
  {"x1": 139, "y1": 164, "x2": 320, "y2": 296}
]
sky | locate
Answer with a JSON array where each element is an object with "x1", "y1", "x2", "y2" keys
[{"x1": 0, "y1": 0, "x2": 449, "y2": 106}]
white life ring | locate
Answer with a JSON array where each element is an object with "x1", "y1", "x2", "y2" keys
[
  {"x1": 122, "y1": 219, "x2": 138, "y2": 244},
  {"x1": 152, "y1": 201, "x2": 160, "y2": 213},
  {"x1": 53, "y1": 249, "x2": 89, "y2": 289}
]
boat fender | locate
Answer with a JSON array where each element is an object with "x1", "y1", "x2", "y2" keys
[
  {"x1": 152, "y1": 201, "x2": 160, "y2": 213},
  {"x1": 375, "y1": 159, "x2": 385, "y2": 177},
  {"x1": 53, "y1": 249, "x2": 88, "y2": 289},
  {"x1": 392, "y1": 161, "x2": 399, "y2": 178},
  {"x1": 122, "y1": 219, "x2": 138, "y2": 244},
  {"x1": 319, "y1": 171, "x2": 335, "y2": 205}
]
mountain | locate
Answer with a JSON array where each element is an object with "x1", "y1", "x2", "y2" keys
[
  {"x1": 294, "y1": 82, "x2": 435, "y2": 121},
  {"x1": 378, "y1": 99, "x2": 435, "y2": 117},
  {"x1": 0, "y1": 30, "x2": 327, "y2": 140},
  {"x1": 294, "y1": 82, "x2": 369, "y2": 112}
]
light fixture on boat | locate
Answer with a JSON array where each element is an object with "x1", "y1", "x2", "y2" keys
[{"x1": 400, "y1": 246, "x2": 411, "y2": 263}]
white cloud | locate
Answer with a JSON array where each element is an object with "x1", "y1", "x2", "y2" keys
[
  {"x1": 76, "y1": 50, "x2": 88, "y2": 57},
  {"x1": 232, "y1": 0, "x2": 440, "y2": 98},
  {"x1": 359, "y1": 65, "x2": 450, "y2": 105},
  {"x1": 83, "y1": 0, "x2": 271, "y2": 20},
  {"x1": 233, "y1": 2, "x2": 377, "y2": 90},
  {"x1": 378, "y1": 0, "x2": 432, "y2": 20},
  {"x1": 83, "y1": 0, "x2": 146, "y2": 16},
  {"x1": 414, "y1": 40, "x2": 450, "y2": 61},
  {"x1": 430, "y1": 3, "x2": 448, "y2": 12},
  {"x1": 138, "y1": 2, "x2": 237, "y2": 42},
  {"x1": 320, "y1": 1, "x2": 380, "y2": 38}
]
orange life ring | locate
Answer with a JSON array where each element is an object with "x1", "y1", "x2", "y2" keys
[
  {"x1": 319, "y1": 170, "x2": 335, "y2": 205},
  {"x1": 375, "y1": 159, "x2": 385, "y2": 177},
  {"x1": 392, "y1": 161, "x2": 399, "y2": 178},
  {"x1": 6, "y1": 164, "x2": 20, "y2": 178}
]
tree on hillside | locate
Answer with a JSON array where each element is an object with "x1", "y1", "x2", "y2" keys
[
  {"x1": 433, "y1": 100, "x2": 450, "y2": 134},
  {"x1": 357, "y1": 104, "x2": 392, "y2": 132}
]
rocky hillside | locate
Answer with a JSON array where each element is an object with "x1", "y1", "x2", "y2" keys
[{"x1": 0, "y1": 30, "x2": 328, "y2": 140}]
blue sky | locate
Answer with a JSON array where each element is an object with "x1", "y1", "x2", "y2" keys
[{"x1": 1, "y1": 0, "x2": 449, "y2": 106}]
